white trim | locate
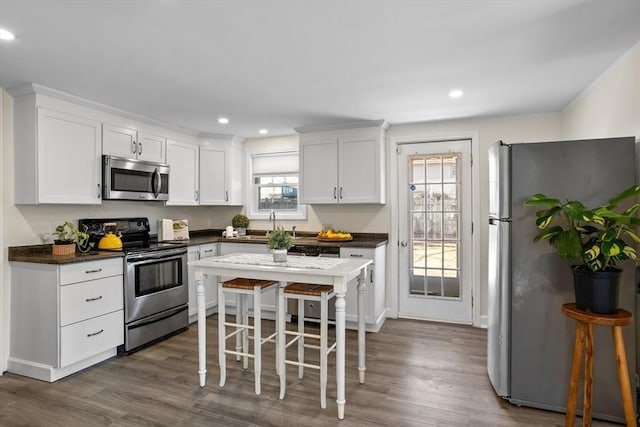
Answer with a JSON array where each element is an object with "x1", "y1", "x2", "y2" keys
[
  {"x1": 295, "y1": 119, "x2": 389, "y2": 134},
  {"x1": 0, "y1": 89, "x2": 5, "y2": 374},
  {"x1": 244, "y1": 147, "x2": 307, "y2": 221},
  {"x1": 8, "y1": 83, "x2": 201, "y2": 137},
  {"x1": 389, "y1": 131, "x2": 481, "y2": 327}
]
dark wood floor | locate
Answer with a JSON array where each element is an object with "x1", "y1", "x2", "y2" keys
[{"x1": 0, "y1": 316, "x2": 617, "y2": 426}]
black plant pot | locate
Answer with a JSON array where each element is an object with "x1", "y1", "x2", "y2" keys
[{"x1": 571, "y1": 266, "x2": 621, "y2": 314}]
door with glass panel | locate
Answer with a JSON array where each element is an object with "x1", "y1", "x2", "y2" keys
[{"x1": 398, "y1": 140, "x2": 472, "y2": 323}]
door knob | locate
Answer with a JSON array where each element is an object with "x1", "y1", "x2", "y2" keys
[{"x1": 400, "y1": 241, "x2": 408, "y2": 247}]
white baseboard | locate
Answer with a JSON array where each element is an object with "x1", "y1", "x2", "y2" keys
[{"x1": 8, "y1": 348, "x2": 117, "y2": 382}]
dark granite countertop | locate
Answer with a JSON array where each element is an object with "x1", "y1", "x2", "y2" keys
[
  {"x1": 8, "y1": 230, "x2": 388, "y2": 265},
  {"x1": 186, "y1": 229, "x2": 388, "y2": 249},
  {"x1": 9, "y1": 244, "x2": 124, "y2": 265}
]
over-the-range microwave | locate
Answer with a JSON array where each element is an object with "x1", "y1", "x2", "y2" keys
[{"x1": 102, "y1": 155, "x2": 170, "y2": 201}]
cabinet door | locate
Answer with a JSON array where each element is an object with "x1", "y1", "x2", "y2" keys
[
  {"x1": 187, "y1": 247, "x2": 200, "y2": 319},
  {"x1": 166, "y1": 139, "x2": 199, "y2": 205},
  {"x1": 199, "y1": 244, "x2": 218, "y2": 309},
  {"x1": 137, "y1": 131, "x2": 166, "y2": 163},
  {"x1": 299, "y1": 136, "x2": 338, "y2": 204},
  {"x1": 340, "y1": 247, "x2": 375, "y2": 322},
  {"x1": 102, "y1": 123, "x2": 138, "y2": 158},
  {"x1": 339, "y1": 134, "x2": 381, "y2": 203},
  {"x1": 37, "y1": 108, "x2": 101, "y2": 204},
  {"x1": 199, "y1": 146, "x2": 228, "y2": 205}
]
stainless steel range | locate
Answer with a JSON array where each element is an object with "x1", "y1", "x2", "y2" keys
[{"x1": 79, "y1": 217, "x2": 188, "y2": 353}]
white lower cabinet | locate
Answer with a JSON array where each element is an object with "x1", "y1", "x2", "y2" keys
[
  {"x1": 187, "y1": 244, "x2": 218, "y2": 322},
  {"x1": 341, "y1": 245, "x2": 387, "y2": 332},
  {"x1": 9, "y1": 258, "x2": 124, "y2": 382}
]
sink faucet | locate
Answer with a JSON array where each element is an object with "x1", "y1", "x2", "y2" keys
[
  {"x1": 292, "y1": 225, "x2": 296, "y2": 239},
  {"x1": 269, "y1": 210, "x2": 276, "y2": 231}
]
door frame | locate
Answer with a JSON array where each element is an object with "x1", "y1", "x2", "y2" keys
[{"x1": 388, "y1": 131, "x2": 482, "y2": 327}]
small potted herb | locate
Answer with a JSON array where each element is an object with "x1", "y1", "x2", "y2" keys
[
  {"x1": 232, "y1": 214, "x2": 250, "y2": 236},
  {"x1": 52, "y1": 221, "x2": 90, "y2": 256},
  {"x1": 267, "y1": 227, "x2": 295, "y2": 262}
]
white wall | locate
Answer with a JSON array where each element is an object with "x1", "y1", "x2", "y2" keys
[{"x1": 562, "y1": 42, "x2": 640, "y2": 141}]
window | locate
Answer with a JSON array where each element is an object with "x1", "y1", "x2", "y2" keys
[{"x1": 247, "y1": 151, "x2": 306, "y2": 220}]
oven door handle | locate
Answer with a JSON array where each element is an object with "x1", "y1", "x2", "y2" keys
[
  {"x1": 127, "y1": 305, "x2": 188, "y2": 330},
  {"x1": 126, "y1": 248, "x2": 187, "y2": 262},
  {"x1": 152, "y1": 167, "x2": 161, "y2": 199}
]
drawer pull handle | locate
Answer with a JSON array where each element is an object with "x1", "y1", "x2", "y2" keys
[
  {"x1": 85, "y1": 268, "x2": 102, "y2": 274},
  {"x1": 204, "y1": 249, "x2": 214, "y2": 253},
  {"x1": 85, "y1": 295, "x2": 103, "y2": 302},
  {"x1": 87, "y1": 329, "x2": 104, "y2": 337},
  {"x1": 350, "y1": 254, "x2": 364, "y2": 258}
]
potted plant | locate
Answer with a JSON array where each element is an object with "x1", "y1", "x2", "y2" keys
[
  {"x1": 524, "y1": 184, "x2": 640, "y2": 313},
  {"x1": 267, "y1": 227, "x2": 295, "y2": 262},
  {"x1": 232, "y1": 214, "x2": 250, "y2": 236},
  {"x1": 52, "y1": 221, "x2": 90, "y2": 256}
]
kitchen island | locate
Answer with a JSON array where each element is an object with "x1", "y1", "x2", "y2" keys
[{"x1": 190, "y1": 252, "x2": 372, "y2": 420}]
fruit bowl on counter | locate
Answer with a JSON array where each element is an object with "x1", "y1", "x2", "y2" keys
[{"x1": 316, "y1": 228, "x2": 353, "y2": 241}]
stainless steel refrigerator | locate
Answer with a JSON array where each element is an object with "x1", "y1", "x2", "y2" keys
[{"x1": 487, "y1": 137, "x2": 636, "y2": 422}]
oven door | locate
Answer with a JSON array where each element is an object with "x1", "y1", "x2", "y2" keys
[
  {"x1": 125, "y1": 248, "x2": 188, "y2": 323},
  {"x1": 102, "y1": 155, "x2": 169, "y2": 201}
]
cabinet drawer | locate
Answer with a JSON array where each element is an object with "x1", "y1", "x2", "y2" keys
[
  {"x1": 60, "y1": 276, "x2": 123, "y2": 326},
  {"x1": 340, "y1": 247, "x2": 375, "y2": 261},
  {"x1": 60, "y1": 258, "x2": 123, "y2": 285},
  {"x1": 60, "y1": 310, "x2": 124, "y2": 367},
  {"x1": 199, "y1": 243, "x2": 217, "y2": 258}
]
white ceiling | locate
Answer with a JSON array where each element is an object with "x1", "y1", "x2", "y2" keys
[{"x1": 1, "y1": 0, "x2": 639, "y2": 139}]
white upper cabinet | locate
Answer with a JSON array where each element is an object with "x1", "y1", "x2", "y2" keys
[
  {"x1": 137, "y1": 131, "x2": 166, "y2": 163},
  {"x1": 102, "y1": 124, "x2": 137, "y2": 158},
  {"x1": 297, "y1": 120, "x2": 388, "y2": 204},
  {"x1": 199, "y1": 135, "x2": 244, "y2": 205},
  {"x1": 103, "y1": 123, "x2": 166, "y2": 163},
  {"x1": 166, "y1": 139, "x2": 199, "y2": 205},
  {"x1": 12, "y1": 90, "x2": 102, "y2": 204}
]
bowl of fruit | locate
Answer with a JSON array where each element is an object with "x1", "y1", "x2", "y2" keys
[{"x1": 317, "y1": 228, "x2": 353, "y2": 241}]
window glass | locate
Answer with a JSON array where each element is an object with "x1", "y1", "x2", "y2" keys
[{"x1": 247, "y1": 151, "x2": 306, "y2": 220}]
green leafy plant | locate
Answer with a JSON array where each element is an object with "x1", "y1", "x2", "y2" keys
[
  {"x1": 53, "y1": 221, "x2": 89, "y2": 248},
  {"x1": 232, "y1": 214, "x2": 250, "y2": 229},
  {"x1": 524, "y1": 185, "x2": 640, "y2": 272},
  {"x1": 267, "y1": 227, "x2": 295, "y2": 250}
]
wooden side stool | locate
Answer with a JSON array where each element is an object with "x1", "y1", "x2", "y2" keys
[
  {"x1": 561, "y1": 303, "x2": 635, "y2": 427},
  {"x1": 218, "y1": 277, "x2": 279, "y2": 395}
]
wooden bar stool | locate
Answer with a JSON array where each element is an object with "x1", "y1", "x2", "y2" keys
[
  {"x1": 218, "y1": 277, "x2": 278, "y2": 395},
  {"x1": 561, "y1": 303, "x2": 635, "y2": 427},
  {"x1": 279, "y1": 282, "x2": 336, "y2": 408}
]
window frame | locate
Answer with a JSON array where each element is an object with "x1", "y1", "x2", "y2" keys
[{"x1": 245, "y1": 149, "x2": 307, "y2": 221}]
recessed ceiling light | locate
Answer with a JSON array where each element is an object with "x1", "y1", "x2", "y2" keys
[
  {"x1": 218, "y1": 117, "x2": 229, "y2": 124},
  {"x1": 259, "y1": 129, "x2": 268, "y2": 135},
  {"x1": 0, "y1": 29, "x2": 15, "y2": 41},
  {"x1": 449, "y1": 89, "x2": 464, "y2": 98}
]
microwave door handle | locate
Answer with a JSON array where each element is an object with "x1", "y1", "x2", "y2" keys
[{"x1": 153, "y1": 168, "x2": 161, "y2": 198}]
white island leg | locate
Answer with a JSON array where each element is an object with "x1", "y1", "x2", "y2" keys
[
  {"x1": 335, "y1": 290, "x2": 346, "y2": 419},
  {"x1": 196, "y1": 270, "x2": 207, "y2": 387},
  {"x1": 278, "y1": 280, "x2": 287, "y2": 400},
  {"x1": 357, "y1": 269, "x2": 366, "y2": 384}
]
